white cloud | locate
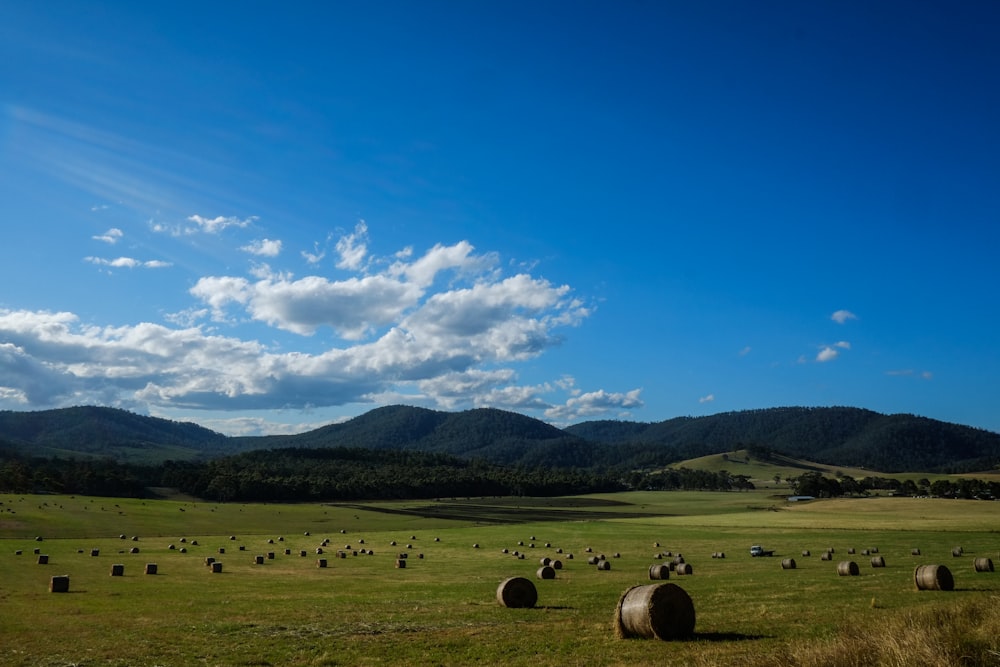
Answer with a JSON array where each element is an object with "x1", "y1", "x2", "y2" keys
[
  {"x1": 816, "y1": 346, "x2": 839, "y2": 362},
  {"x1": 241, "y1": 239, "x2": 282, "y2": 257},
  {"x1": 93, "y1": 228, "x2": 123, "y2": 244},
  {"x1": 335, "y1": 220, "x2": 369, "y2": 270},
  {"x1": 739, "y1": 346, "x2": 751, "y2": 356},
  {"x1": 834, "y1": 340, "x2": 851, "y2": 349},
  {"x1": 545, "y1": 388, "x2": 643, "y2": 422},
  {"x1": 699, "y1": 394, "x2": 715, "y2": 403},
  {"x1": 85, "y1": 256, "x2": 172, "y2": 269},
  {"x1": 188, "y1": 214, "x2": 256, "y2": 234},
  {"x1": 831, "y1": 309, "x2": 858, "y2": 324}
]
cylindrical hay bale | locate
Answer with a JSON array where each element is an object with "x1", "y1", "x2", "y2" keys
[
  {"x1": 848, "y1": 548, "x2": 856, "y2": 555},
  {"x1": 974, "y1": 557, "x2": 994, "y2": 573},
  {"x1": 837, "y1": 561, "x2": 860, "y2": 576},
  {"x1": 496, "y1": 576, "x2": 538, "y2": 608},
  {"x1": 267, "y1": 552, "x2": 275, "y2": 560},
  {"x1": 472, "y1": 543, "x2": 479, "y2": 549},
  {"x1": 300, "y1": 550, "x2": 307, "y2": 557},
  {"x1": 168, "y1": 544, "x2": 176, "y2": 550},
  {"x1": 861, "y1": 549, "x2": 869, "y2": 556},
  {"x1": 802, "y1": 550, "x2": 811, "y2": 557},
  {"x1": 587, "y1": 556, "x2": 600, "y2": 565},
  {"x1": 827, "y1": 547, "x2": 835, "y2": 554},
  {"x1": 317, "y1": 559, "x2": 327, "y2": 568},
  {"x1": 675, "y1": 563, "x2": 691, "y2": 575},
  {"x1": 536, "y1": 565, "x2": 555, "y2": 579},
  {"x1": 254, "y1": 555, "x2": 265, "y2": 565},
  {"x1": 230, "y1": 535, "x2": 236, "y2": 541},
  {"x1": 871, "y1": 547, "x2": 879, "y2": 554},
  {"x1": 211, "y1": 562, "x2": 223, "y2": 573},
  {"x1": 540, "y1": 557, "x2": 551, "y2": 566},
  {"x1": 715, "y1": 552, "x2": 724, "y2": 559},
  {"x1": 566, "y1": 553, "x2": 573, "y2": 560},
  {"x1": 37, "y1": 555, "x2": 49, "y2": 565},
  {"x1": 239, "y1": 545, "x2": 245, "y2": 551},
  {"x1": 15, "y1": 550, "x2": 22, "y2": 555},
  {"x1": 614, "y1": 583, "x2": 695, "y2": 640},
  {"x1": 820, "y1": 552, "x2": 832, "y2": 561},
  {"x1": 870, "y1": 556, "x2": 886, "y2": 568},
  {"x1": 315, "y1": 548, "x2": 323, "y2": 554},
  {"x1": 129, "y1": 547, "x2": 139, "y2": 554},
  {"x1": 49, "y1": 575, "x2": 70, "y2": 593},
  {"x1": 179, "y1": 548, "x2": 187, "y2": 553},
  {"x1": 551, "y1": 560, "x2": 562, "y2": 570},
  {"x1": 218, "y1": 548, "x2": 225, "y2": 554},
  {"x1": 952, "y1": 548, "x2": 963, "y2": 558},
  {"x1": 648, "y1": 564, "x2": 670, "y2": 580},
  {"x1": 110, "y1": 564, "x2": 125, "y2": 576},
  {"x1": 91, "y1": 549, "x2": 100, "y2": 557},
  {"x1": 33, "y1": 548, "x2": 40, "y2": 554},
  {"x1": 267, "y1": 539, "x2": 274, "y2": 544},
  {"x1": 284, "y1": 549, "x2": 291, "y2": 556},
  {"x1": 597, "y1": 560, "x2": 612, "y2": 571},
  {"x1": 781, "y1": 558, "x2": 796, "y2": 570},
  {"x1": 911, "y1": 548, "x2": 921, "y2": 556},
  {"x1": 395, "y1": 558, "x2": 406, "y2": 568},
  {"x1": 205, "y1": 557, "x2": 216, "y2": 566},
  {"x1": 145, "y1": 563, "x2": 158, "y2": 575},
  {"x1": 915, "y1": 564, "x2": 954, "y2": 591},
  {"x1": 672, "y1": 555, "x2": 685, "y2": 565}
]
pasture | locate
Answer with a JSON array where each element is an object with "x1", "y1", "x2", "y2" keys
[{"x1": 1, "y1": 490, "x2": 999, "y2": 666}]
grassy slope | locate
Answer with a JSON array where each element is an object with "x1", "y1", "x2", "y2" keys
[{"x1": 2, "y1": 491, "x2": 999, "y2": 666}]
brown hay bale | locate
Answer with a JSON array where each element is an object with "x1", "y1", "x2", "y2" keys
[
  {"x1": 395, "y1": 558, "x2": 406, "y2": 568},
  {"x1": 37, "y1": 555, "x2": 49, "y2": 565},
  {"x1": 110, "y1": 564, "x2": 124, "y2": 576},
  {"x1": 974, "y1": 557, "x2": 994, "y2": 573},
  {"x1": 145, "y1": 563, "x2": 158, "y2": 575},
  {"x1": 870, "y1": 556, "x2": 886, "y2": 568},
  {"x1": 837, "y1": 561, "x2": 860, "y2": 576},
  {"x1": 614, "y1": 583, "x2": 695, "y2": 640},
  {"x1": 915, "y1": 564, "x2": 954, "y2": 590},
  {"x1": 674, "y1": 563, "x2": 692, "y2": 575},
  {"x1": 781, "y1": 558, "x2": 796, "y2": 570},
  {"x1": 317, "y1": 559, "x2": 327, "y2": 568},
  {"x1": 212, "y1": 561, "x2": 223, "y2": 573},
  {"x1": 496, "y1": 576, "x2": 538, "y2": 608},
  {"x1": 597, "y1": 560, "x2": 612, "y2": 571},
  {"x1": 648, "y1": 564, "x2": 670, "y2": 580},
  {"x1": 952, "y1": 547, "x2": 963, "y2": 557},
  {"x1": 49, "y1": 575, "x2": 70, "y2": 593},
  {"x1": 536, "y1": 565, "x2": 556, "y2": 579}
]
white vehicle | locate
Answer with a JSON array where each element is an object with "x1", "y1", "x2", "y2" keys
[{"x1": 749, "y1": 545, "x2": 774, "y2": 557}]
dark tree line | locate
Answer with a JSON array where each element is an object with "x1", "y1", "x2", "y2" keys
[{"x1": 790, "y1": 471, "x2": 1000, "y2": 500}]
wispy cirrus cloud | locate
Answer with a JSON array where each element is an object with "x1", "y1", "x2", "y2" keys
[
  {"x1": 85, "y1": 256, "x2": 172, "y2": 269},
  {"x1": 92, "y1": 228, "x2": 123, "y2": 244}
]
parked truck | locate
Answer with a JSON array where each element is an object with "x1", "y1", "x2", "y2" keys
[{"x1": 749, "y1": 545, "x2": 774, "y2": 557}]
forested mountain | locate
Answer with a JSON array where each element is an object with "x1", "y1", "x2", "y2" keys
[{"x1": 1, "y1": 404, "x2": 999, "y2": 474}]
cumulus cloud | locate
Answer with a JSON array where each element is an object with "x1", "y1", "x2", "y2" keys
[
  {"x1": 816, "y1": 346, "x2": 839, "y2": 362},
  {"x1": 152, "y1": 214, "x2": 257, "y2": 236},
  {"x1": 1, "y1": 229, "x2": 635, "y2": 424},
  {"x1": 335, "y1": 220, "x2": 369, "y2": 270},
  {"x1": 241, "y1": 239, "x2": 283, "y2": 257},
  {"x1": 831, "y1": 309, "x2": 858, "y2": 324},
  {"x1": 93, "y1": 228, "x2": 123, "y2": 244}
]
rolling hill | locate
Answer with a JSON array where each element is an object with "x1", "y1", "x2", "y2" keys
[{"x1": 1, "y1": 404, "x2": 999, "y2": 473}]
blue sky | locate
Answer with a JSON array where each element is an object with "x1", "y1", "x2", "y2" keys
[{"x1": 1, "y1": 1, "x2": 998, "y2": 436}]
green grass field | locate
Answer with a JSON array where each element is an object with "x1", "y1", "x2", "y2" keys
[{"x1": 2, "y1": 491, "x2": 999, "y2": 666}]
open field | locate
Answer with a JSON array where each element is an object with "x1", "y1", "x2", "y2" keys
[{"x1": 2, "y1": 490, "x2": 999, "y2": 666}]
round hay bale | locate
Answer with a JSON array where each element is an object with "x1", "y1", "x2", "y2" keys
[
  {"x1": 911, "y1": 548, "x2": 921, "y2": 556},
  {"x1": 672, "y1": 555, "x2": 685, "y2": 565},
  {"x1": 802, "y1": 550, "x2": 811, "y2": 557},
  {"x1": 648, "y1": 564, "x2": 670, "y2": 580},
  {"x1": 555, "y1": 547, "x2": 562, "y2": 554},
  {"x1": 974, "y1": 557, "x2": 994, "y2": 573},
  {"x1": 871, "y1": 556, "x2": 886, "y2": 568},
  {"x1": 110, "y1": 564, "x2": 124, "y2": 576},
  {"x1": 512, "y1": 550, "x2": 520, "y2": 557},
  {"x1": 168, "y1": 544, "x2": 176, "y2": 550},
  {"x1": 267, "y1": 552, "x2": 275, "y2": 559},
  {"x1": 278, "y1": 536, "x2": 284, "y2": 542},
  {"x1": 434, "y1": 537, "x2": 440, "y2": 542},
  {"x1": 781, "y1": 558, "x2": 796, "y2": 570},
  {"x1": 545, "y1": 542, "x2": 552, "y2": 548},
  {"x1": 418, "y1": 553, "x2": 424, "y2": 559},
  {"x1": 551, "y1": 559, "x2": 562, "y2": 570},
  {"x1": 820, "y1": 552, "x2": 832, "y2": 561},
  {"x1": 614, "y1": 583, "x2": 695, "y2": 640},
  {"x1": 37, "y1": 555, "x2": 49, "y2": 565},
  {"x1": 397, "y1": 552, "x2": 407, "y2": 559},
  {"x1": 407, "y1": 544, "x2": 413, "y2": 549},
  {"x1": 239, "y1": 545, "x2": 245, "y2": 551},
  {"x1": 861, "y1": 549, "x2": 870, "y2": 556},
  {"x1": 205, "y1": 557, "x2": 216, "y2": 566},
  {"x1": 566, "y1": 553, "x2": 573, "y2": 559},
  {"x1": 300, "y1": 550, "x2": 307, "y2": 557},
  {"x1": 952, "y1": 547, "x2": 963, "y2": 558},
  {"x1": 33, "y1": 548, "x2": 40, "y2": 554},
  {"x1": 518, "y1": 553, "x2": 525, "y2": 560},
  {"x1": 536, "y1": 565, "x2": 556, "y2": 579},
  {"x1": 91, "y1": 549, "x2": 100, "y2": 557},
  {"x1": 847, "y1": 548, "x2": 856, "y2": 555},
  {"x1": 654, "y1": 542, "x2": 660, "y2": 548},
  {"x1": 871, "y1": 547, "x2": 879, "y2": 554},
  {"x1": 254, "y1": 555, "x2": 265, "y2": 565},
  {"x1": 395, "y1": 558, "x2": 406, "y2": 568},
  {"x1": 597, "y1": 560, "x2": 612, "y2": 571},
  {"x1": 212, "y1": 561, "x2": 223, "y2": 573},
  {"x1": 179, "y1": 547, "x2": 187, "y2": 553},
  {"x1": 668, "y1": 561, "x2": 677, "y2": 571},
  {"x1": 304, "y1": 531, "x2": 310, "y2": 536},
  {"x1": 587, "y1": 556, "x2": 600, "y2": 565},
  {"x1": 180, "y1": 538, "x2": 187, "y2": 543},
  {"x1": 145, "y1": 563, "x2": 158, "y2": 575},
  {"x1": 219, "y1": 548, "x2": 225, "y2": 554},
  {"x1": 317, "y1": 559, "x2": 327, "y2": 568},
  {"x1": 540, "y1": 557, "x2": 551, "y2": 566},
  {"x1": 614, "y1": 552, "x2": 621, "y2": 559},
  {"x1": 14, "y1": 550, "x2": 22, "y2": 555},
  {"x1": 585, "y1": 547, "x2": 593, "y2": 553},
  {"x1": 267, "y1": 538, "x2": 274, "y2": 544},
  {"x1": 390, "y1": 540, "x2": 396, "y2": 546},
  {"x1": 496, "y1": 576, "x2": 537, "y2": 608},
  {"x1": 129, "y1": 547, "x2": 139, "y2": 554},
  {"x1": 472, "y1": 543, "x2": 479, "y2": 549},
  {"x1": 915, "y1": 564, "x2": 954, "y2": 590},
  {"x1": 837, "y1": 561, "x2": 860, "y2": 576},
  {"x1": 49, "y1": 575, "x2": 70, "y2": 593},
  {"x1": 675, "y1": 563, "x2": 691, "y2": 575},
  {"x1": 284, "y1": 549, "x2": 291, "y2": 555},
  {"x1": 315, "y1": 548, "x2": 323, "y2": 554},
  {"x1": 230, "y1": 535, "x2": 236, "y2": 541},
  {"x1": 502, "y1": 548, "x2": 509, "y2": 554},
  {"x1": 517, "y1": 540, "x2": 524, "y2": 546}
]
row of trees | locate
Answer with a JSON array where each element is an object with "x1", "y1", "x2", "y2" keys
[{"x1": 790, "y1": 471, "x2": 1000, "y2": 500}]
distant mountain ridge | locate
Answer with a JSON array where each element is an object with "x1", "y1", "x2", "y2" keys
[{"x1": 1, "y1": 404, "x2": 998, "y2": 473}]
